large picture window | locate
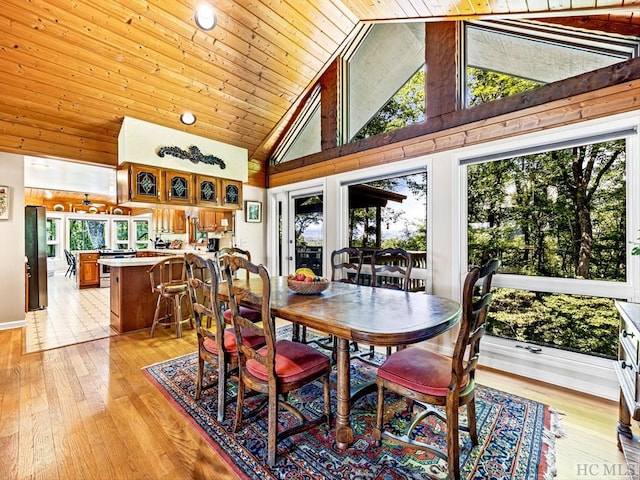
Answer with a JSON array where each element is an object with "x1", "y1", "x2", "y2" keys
[
  {"x1": 465, "y1": 136, "x2": 628, "y2": 358},
  {"x1": 68, "y1": 219, "x2": 107, "y2": 250},
  {"x1": 465, "y1": 20, "x2": 637, "y2": 107}
]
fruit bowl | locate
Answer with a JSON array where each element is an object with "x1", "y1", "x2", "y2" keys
[{"x1": 287, "y1": 278, "x2": 330, "y2": 294}]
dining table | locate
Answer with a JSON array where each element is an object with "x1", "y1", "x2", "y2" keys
[{"x1": 221, "y1": 276, "x2": 462, "y2": 449}]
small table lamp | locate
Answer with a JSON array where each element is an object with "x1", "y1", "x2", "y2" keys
[{"x1": 220, "y1": 218, "x2": 229, "y2": 232}]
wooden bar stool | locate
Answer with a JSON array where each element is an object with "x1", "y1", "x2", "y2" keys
[{"x1": 148, "y1": 255, "x2": 193, "y2": 338}]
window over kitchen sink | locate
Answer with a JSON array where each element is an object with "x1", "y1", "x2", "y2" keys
[{"x1": 69, "y1": 219, "x2": 107, "y2": 250}]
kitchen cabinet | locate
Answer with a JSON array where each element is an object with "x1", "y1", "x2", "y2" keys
[
  {"x1": 165, "y1": 169, "x2": 193, "y2": 205},
  {"x1": 615, "y1": 300, "x2": 640, "y2": 478},
  {"x1": 117, "y1": 163, "x2": 163, "y2": 205},
  {"x1": 117, "y1": 163, "x2": 242, "y2": 210},
  {"x1": 195, "y1": 175, "x2": 220, "y2": 207},
  {"x1": 173, "y1": 209, "x2": 187, "y2": 233},
  {"x1": 136, "y1": 251, "x2": 159, "y2": 258},
  {"x1": 109, "y1": 263, "x2": 159, "y2": 333},
  {"x1": 153, "y1": 208, "x2": 186, "y2": 234},
  {"x1": 78, "y1": 253, "x2": 100, "y2": 288},
  {"x1": 221, "y1": 179, "x2": 242, "y2": 208},
  {"x1": 198, "y1": 210, "x2": 232, "y2": 232}
]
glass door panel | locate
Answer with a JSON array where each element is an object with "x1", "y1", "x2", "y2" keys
[{"x1": 289, "y1": 193, "x2": 324, "y2": 276}]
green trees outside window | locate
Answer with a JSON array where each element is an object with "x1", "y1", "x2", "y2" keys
[
  {"x1": 46, "y1": 218, "x2": 57, "y2": 258},
  {"x1": 135, "y1": 220, "x2": 149, "y2": 250},
  {"x1": 69, "y1": 219, "x2": 106, "y2": 250},
  {"x1": 115, "y1": 220, "x2": 129, "y2": 249},
  {"x1": 467, "y1": 139, "x2": 626, "y2": 358}
]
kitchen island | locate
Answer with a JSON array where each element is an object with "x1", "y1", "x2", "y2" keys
[{"x1": 99, "y1": 252, "x2": 215, "y2": 333}]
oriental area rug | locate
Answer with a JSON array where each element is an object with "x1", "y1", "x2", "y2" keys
[{"x1": 143, "y1": 334, "x2": 564, "y2": 480}]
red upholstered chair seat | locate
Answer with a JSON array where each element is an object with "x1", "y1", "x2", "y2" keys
[
  {"x1": 377, "y1": 347, "x2": 469, "y2": 397},
  {"x1": 223, "y1": 306, "x2": 262, "y2": 323},
  {"x1": 247, "y1": 340, "x2": 331, "y2": 383},
  {"x1": 203, "y1": 328, "x2": 265, "y2": 356}
]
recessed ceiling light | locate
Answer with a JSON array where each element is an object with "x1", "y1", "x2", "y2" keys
[
  {"x1": 195, "y1": 5, "x2": 216, "y2": 31},
  {"x1": 180, "y1": 112, "x2": 196, "y2": 125}
]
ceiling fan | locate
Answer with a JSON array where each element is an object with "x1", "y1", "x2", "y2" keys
[{"x1": 80, "y1": 193, "x2": 106, "y2": 207}]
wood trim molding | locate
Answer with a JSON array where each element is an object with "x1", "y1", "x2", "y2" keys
[{"x1": 268, "y1": 57, "x2": 640, "y2": 187}]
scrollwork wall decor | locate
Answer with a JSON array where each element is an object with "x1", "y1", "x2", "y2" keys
[{"x1": 157, "y1": 145, "x2": 226, "y2": 169}]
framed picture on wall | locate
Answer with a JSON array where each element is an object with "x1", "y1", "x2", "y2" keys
[
  {"x1": 245, "y1": 200, "x2": 262, "y2": 223},
  {"x1": 0, "y1": 186, "x2": 9, "y2": 220}
]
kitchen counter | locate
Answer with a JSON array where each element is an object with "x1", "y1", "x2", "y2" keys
[
  {"x1": 99, "y1": 251, "x2": 217, "y2": 333},
  {"x1": 98, "y1": 251, "x2": 217, "y2": 268}
]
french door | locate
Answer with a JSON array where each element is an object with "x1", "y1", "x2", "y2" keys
[{"x1": 287, "y1": 189, "x2": 324, "y2": 276}]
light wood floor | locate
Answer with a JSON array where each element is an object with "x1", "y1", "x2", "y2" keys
[{"x1": 1, "y1": 289, "x2": 628, "y2": 479}]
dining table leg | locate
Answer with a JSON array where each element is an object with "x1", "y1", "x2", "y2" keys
[{"x1": 335, "y1": 336, "x2": 353, "y2": 449}]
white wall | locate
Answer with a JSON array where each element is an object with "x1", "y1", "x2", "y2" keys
[
  {"x1": 0, "y1": 154, "x2": 27, "y2": 329},
  {"x1": 234, "y1": 185, "x2": 267, "y2": 265}
]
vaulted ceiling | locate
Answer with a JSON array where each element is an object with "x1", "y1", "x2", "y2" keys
[{"x1": 2, "y1": 0, "x2": 639, "y2": 188}]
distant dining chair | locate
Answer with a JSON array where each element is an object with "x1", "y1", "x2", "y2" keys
[
  {"x1": 64, "y1": 249, "x2": 77, "y2": 278},
  {"x1": 306, "y1": 247, "x2": 364, "y2": 357},
  {"x1": 184, "y1": 252, "x2": 265, "y2": 421},
  {"x1": 218, "y1": 247, "x2": 262, "y2": 325},
  {"x1": 331, "y1": 247, "x2": 363, "y2": 284},
  {"x1": 374, "y1": 258, "x2": 500, "y2": 480},
  {"x1": 148, "y1": 255, "x2": 193, "y2": 338},
  {"x1": 224, "y1": 255, "x2": 332, "y2": 466},
  {"x1": 370, "y1": 248, "x2": 413, "y2": 292},
  {"x1": 355, "y1": 248, "x2": 413, "y2": 360}
]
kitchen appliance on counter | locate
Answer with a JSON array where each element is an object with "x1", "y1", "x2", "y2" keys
[
  {"x1": 25, "y1": 206, "x2": 48, "y2": 311},
  {"x1": 154, "y1": 238, "x2": 167, "y2": 249},
  {"x1": 98, "y1": 249, "x2": 137, "y2": 287},
  {"x1": 207, "y1": 238, "x2": 220, "y2": 252}
]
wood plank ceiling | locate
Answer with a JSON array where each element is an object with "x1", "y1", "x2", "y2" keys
[{"x1": 2, "y1": 0, "x2": 639, "y2": 191}]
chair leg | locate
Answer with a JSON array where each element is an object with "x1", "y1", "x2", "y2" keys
[
  {"x1": 267, "y1": 387, "x2": 278, "y2": 466},
  {"x1": 233, "y1": 378, "x2": 245, "y2": 434},
  {"x1": 446, "y1": 400, "x2": 461, "y2": 480},
  {"x1": 174, "y1": 294, "x2": 182, "y2": 338},
  {"x1": 467, "y1": 397, "x2": 478, "y2": 445},
  {"x1": 150, "y1": 294, "x2": 164, "y2": 338},
  {"x1": 195, "y1": 355, "x2": 205, "y2": 399},
  {"x1": 323, "y1": 373, "x2": 331, "y2": 426},
  {"x1": 217, "y1": 358, "x2": 228, "y2": 422},
  {"x1": 373, "y1": 383, "x2": 384, "y2": 446}
]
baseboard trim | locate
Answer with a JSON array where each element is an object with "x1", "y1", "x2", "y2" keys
[{"x1": 0, "y1": 319, "x2": 27, "y2": 331}]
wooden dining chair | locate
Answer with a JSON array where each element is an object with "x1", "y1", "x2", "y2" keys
[
  {"x1": 306, "y1": 247, "x2": 364, "y2": 359},
  {"x1": 184, "y1": 252, "x2": 265, "y2": 421},
  {"x1": 331, "y1": 247, "x2": 363, "y2": 284},
  {"x1": 374, "y1": 258, "x2": 500, "y2": 480},
  {"x1": 370, "y1": 248, "x2": 413, "y2": 291},
  {"x1": 218, "y1": 247, "x2": 262, "y2": 325},
  {"x1": 354, "y1": 248, "x2": 413, "y2": 360},
  {"x1": 224, "y1": 255, "x2": 332, "y2": 466},
  {"x1": 148, "y1": 255, "x2": 193, "y2": 338}
]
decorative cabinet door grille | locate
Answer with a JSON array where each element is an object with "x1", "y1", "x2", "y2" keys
[{"x1": 136, "y1": 171, "x2": 158, "y2": 198}]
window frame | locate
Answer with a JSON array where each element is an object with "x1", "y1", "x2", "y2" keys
[
  {"x1": 454, "y1": 113, "x2": 640, "y2": 400},
  {"x1": 113, "y1": 219, "x2": 130, "y2": 250},
  {"x1": 46, "y1": 216, "x2": 62, "y2": 260},
  {"x1": 462, "y1": 19, "x2": 639, "y2": 108}
]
